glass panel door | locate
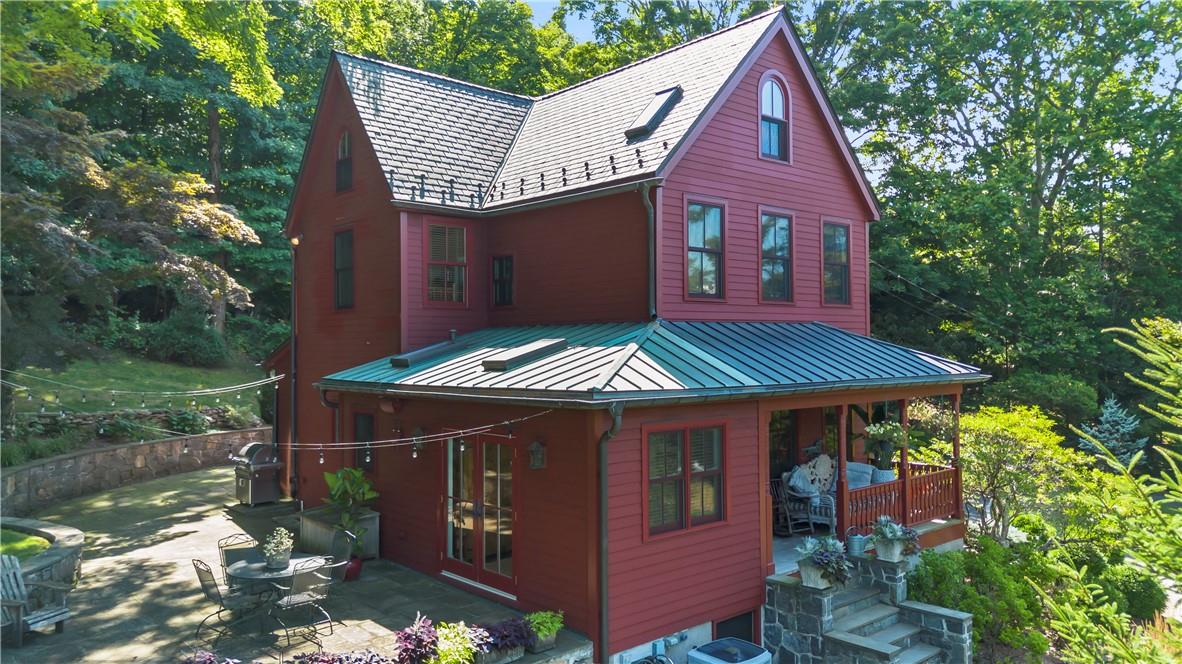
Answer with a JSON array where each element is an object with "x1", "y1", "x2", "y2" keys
[
  {"x1": 445, "y1": 439, "x2": 476, "y2": 569},
  {"x1": 442, "y1": 436, "x2": 516, "y2": 594},
  {"x1": 482, "y1": 442, "x2": 514, "y2": 581}
]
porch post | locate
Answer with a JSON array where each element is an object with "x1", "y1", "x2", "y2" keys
[
  {"x1": 898, "y1": 399, "x2": 911, "y2": 525},
  {"x1": 951, "y1": 393, "x2": 963, "y2": 519},
  {"x1": 836, "y1": 403, "x2": 849, "y2": 538}
]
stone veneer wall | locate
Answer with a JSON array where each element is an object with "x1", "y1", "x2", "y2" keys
[
  {"x1": 1, "y1": 427, "x2": 270, "y2": 516},
  {"x1": 1, "y1": 517, "x2": 85, "y2": 613}
]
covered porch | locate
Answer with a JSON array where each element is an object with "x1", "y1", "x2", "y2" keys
[{"x1": 759, "y1": 388, "x2": 966, "y2": 576}]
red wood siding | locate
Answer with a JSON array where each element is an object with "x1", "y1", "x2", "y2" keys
[
  {"x1": 402, "y1": 213, "x2": 489, "y2": 350},
  {"x1": 486, "y1": 192, "x2": 649, "y2": 326},
  {"x1": 327, "y1": 395, "x2": 600, "y2": 645},
  {"x1": 286, "y1": 64, "x2": 402, "y2": 504},
  {"x1": 606, "y1": 401, "x2": 762, "y2": 655},
  {"x1": 659, "y1": 31, "x2": 873, "y2": 333}
]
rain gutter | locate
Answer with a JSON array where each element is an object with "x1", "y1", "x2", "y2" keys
[
  {"x1": 319, "y1": 389, "x2": 342, "y2": 449},
  {"x1": 387, "y1": 176, "x2": 663, "y2": 218}
]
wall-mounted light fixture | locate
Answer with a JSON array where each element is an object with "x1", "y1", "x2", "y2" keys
[{"x1": 528, "y1": 440, "x2": 546, "y2": 470}]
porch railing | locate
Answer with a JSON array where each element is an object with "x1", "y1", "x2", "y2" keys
[
  {"x1": 906, "y1": 465, "x2": 959, "y2": 524},
  {"x1": 846, "y1": 479, "x2": 903, "y2": 533},
  {"x1": 846, "y1": 462, "x2": 959, "y2": 532}
]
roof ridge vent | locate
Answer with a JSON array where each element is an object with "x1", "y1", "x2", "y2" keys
[
  {"x1": 482, "y1": 338, "x2": 568, "y2": 372},
  {"x1": 625, "y1": 86, "x2": 683, "y2": 139}
]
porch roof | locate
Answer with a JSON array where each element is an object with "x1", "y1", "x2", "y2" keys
[{"x1": 318, "y1": 320, "x2": 987, "y2": 406}]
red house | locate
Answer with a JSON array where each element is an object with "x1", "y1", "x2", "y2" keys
[{"x1": 270, "y1": 8, "x2": 984, "y2": 662}]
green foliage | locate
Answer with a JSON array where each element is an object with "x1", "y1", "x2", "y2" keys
[
  {"x1": 257, "y1": 388, "x2": 276, "y2": 425},
  {"x1": 222, "y1": 406, "x2": 259, "y2": 430},
  {"x1": 99, "y1": 415, "x2": 142, "y2": 442},
  {"x1": 166, "y1": 409, "x2": 211, "y2": 435},
  {"x1": 1106, "y1": 319, "x2": 1182, "y2": 445},
  {"x1": 908, "y1": 537, "x2": 1051, "y2": 661},
  {"x1": 1080, "y1": 397, "x2": 1149, "y2": 466},
  {"x1": 863, "y1": 421, "x2": 907, "y2": 470},
  {"x1": 145, "y1": 309, "x2": 230, "y2": 367},
  {"x1": 981, "y1": 371, "x2": 1098, "y2": 427},
  {"x1": 0, "y1": 528, "x2": 50, "y2": 561},
  {"x1": 323, "y1": 467, "x2": 380, "y2": 556},
  {"x1": 226, "y1": 315, "x2": 289, "y2": 362},
  {"x1": 1097, "y1": 564, "x2": 1166, "y2": 621},
  {"x1": 428, "y1": 622, "x2": 477, "y2": 664},
  {"x1": 523, "y1": 610, "x2": 564, "y2": 640}
]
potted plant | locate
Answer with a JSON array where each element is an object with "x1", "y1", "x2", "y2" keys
[
  {"x1": 430, "y1": 622, "x2": 480, "y2": 664},
  {"x1": 300, "y1": 467, "x2": 382, "y2": 560},
  {"x1": 870, "y1": 515, "x2": 920, "y2": 563},
  {"x1": 393, "y1": 613, "x2": 438, "y2": 664},
  {"x1": 476, "y1": 617, "x2": 530, "y2": 664},
  {"x1": 794, "y1": 536, "x2": 852, "y2": 590},
  {"x1": 524, "y1": 610, "x2": 563, "y2": 654},
  {"x1": 864, "y1": 421, "x2": 907, "y2": 483},
  {"x1": 261, "y1": 527, "x2": 294, "y2": 569}
]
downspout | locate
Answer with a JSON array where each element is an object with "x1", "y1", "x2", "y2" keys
[
  {"x1": 289, "y1": 237, "x2": 301, "y2": 495},
  {"x1": 641, "y1": 183, "x2": 658, "y2": 320},
  {"x1": 598, "y1": 401, "x2": 625, "y2": 663}
]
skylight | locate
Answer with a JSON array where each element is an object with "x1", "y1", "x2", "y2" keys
[
  {"x1": 481, "y1": 338, "x2": 568, "y2": 371},
  {"x1": 625, "y1": 86, "x2": 683, "y2": 139}
]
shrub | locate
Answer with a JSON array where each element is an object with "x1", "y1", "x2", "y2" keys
[
  {"x1": 222, "y1": 405, "x2": 260, "y2": 430},
  {"x1": 908, "y1": 536, "x2": 1050, "y2": 661},
  {"x1": 1098, "y1": 564, "x2": 1167, "y2": 621},
  {"x1": 1010, "y1": 513, "x2": 1053, "y2": 544},
  {"x1": 481, "y1": 617, "x2": 531, "y2": 650},
  {"x1": 393, "y1": 613, "x2": 437, "y2": 664},
  {"x1": 257, "y1": 387, "x2": 276, "y2": 424},
  {"x1": 167, "y1": 409, "x2": 211, "y2": 435},
  {"x1": 77, "y1": 310, "x2": 150, "y2": 355},
  {"x1": 226, "y1": 315, "x2": 288, "y2": 362},
  {"x1": 99, "y1": 414, "x2": 141, "y2": 442},
  {"x1": 145, "y1": 308, "x2": 229, "y2": 367}
]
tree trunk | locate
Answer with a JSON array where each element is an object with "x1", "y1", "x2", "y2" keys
[{"x1": 207, "y1": 98, "x2": 226, "y2": 335}]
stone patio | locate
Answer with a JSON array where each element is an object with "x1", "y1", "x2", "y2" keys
[{"x1": 2, "y1": 466, "x2": 591, "y2": 663}]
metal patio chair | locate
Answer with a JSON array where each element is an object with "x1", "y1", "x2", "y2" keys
[
  {"x1": 218, "y1": 534, "x2": 258, "y2": 583},
  {"x1": 1, "y1": 554, "x2": 71, "y2": 647},
  {"x1": 192, "y1": 559, "x2": 265, "y2": 645},
  {"x1": 268, "y1": 556, "x2": 333, "y2": 647}
]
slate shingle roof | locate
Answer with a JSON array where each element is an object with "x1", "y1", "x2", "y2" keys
[
  {"x1": 332, "y1": 8, "x2": 783, "y2": 212},
  {"x1": 320, "y1": 320, "x2": 987, "y2": 405}
]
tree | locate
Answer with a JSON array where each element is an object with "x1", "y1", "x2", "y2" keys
[{"x1": 1079, "y1": 397, "x2": 1148, "y2": 466}]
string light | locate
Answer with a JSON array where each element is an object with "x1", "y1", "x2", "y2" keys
[
  {"x1": 141, "y1": 396, "x2": 146, "y2": 408},
  {"x1": 81, "y1": 393, "x2": 87, "y2": 404},
  {"x1": 364, "y1": 444, "x2": 372, "y2": 464},
  {"x1": 318, "y1": 447, "x2": 325, "y2": 465},
  {"x1": 26, "y1": 393, "x2": 32, "y2": 401},
  {"x1": 110, "y1": 396, "x2": 117, "y2": 407},
  {"x1": 183, "y1": 441, "x2": 190, "y2": 455},
  {"x1": 458, "y1": 437, "x2": 465, "y2": 453}
]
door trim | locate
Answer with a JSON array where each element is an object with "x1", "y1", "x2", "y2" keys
[{"x1": 440, "y1": 570, "x2": 518, "y2": 601}]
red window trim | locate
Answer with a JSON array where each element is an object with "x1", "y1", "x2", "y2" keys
[
  {"x1": 756, "y1": 204, "x2": 796, "y2": 305},
  {"x1": 422, "y1": 219, "x2": 470, "y2": 309},
  {"x1": 683, "y1": 193, "x2": 728, "y2": 302},
  {"x1": 641, "y1": 420, "x2": 729, "y2": 542},
  {"x1": 820, "y1": 217, "x2": 853, "y2": 307},
  {"x1": 756, "y1": 70, "x2": 793, "y2": 166}
]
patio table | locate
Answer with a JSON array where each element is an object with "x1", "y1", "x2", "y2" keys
[{"x1": 226, "y1": 553, "x2": 321, "y2": 585}]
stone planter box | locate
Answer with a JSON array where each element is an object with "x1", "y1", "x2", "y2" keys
[
  {"x1": 875, "y1": 540, "x2": 906, "y2": 563},
  {"x1": 797, "y1": 561, "x2": 832, "y2": 590},
  {"x1": 298, "y1": 506, "x2": 379, "y2": 559},
  {"x1": 527, "y1": 633, "x2": 557, "y2": 654},
  {"x1": 476, "y1": 646, "x2": 525, "y2": 664}
]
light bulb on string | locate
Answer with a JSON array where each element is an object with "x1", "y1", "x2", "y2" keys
[
  {"x1": 256, "y1": 388, "x2": 262, "y2": 396},
  {"x1": 81, "y1": 393, "x2": 87, "y2": 404},
  {"x1": 168, "y1": 400, "x2": 173, "y2": 409},
  {"x1": 318, "y1": 447, "x2": 325, "y2": 464},
  {"x1": 365, "y1": 444, "x2": 372, "y2": 464},
  {"x1": 98, "y1": 425, "x2": 105, "y2": 435},
  {"x1": 141, "y1": 396, "x2": 146, "y2": 408},
  {"x1": 26, "y1": 392, "x2": 32, "y2": 402},
  {"x1": 39, "y1": 404, "x2": 46, "y2": 414},
  {"x1": 458, "y1": 437, "x2": 465, "y2": 453},
  {"x1": 215, "y1": 396, "x2": 221, "y2": 404},
  {"x1": 110, "y1": 395, "x2": 116, "y2": 407},
  {"x1": 182, "y1": 440, "x2": 190, "y2": 455}
]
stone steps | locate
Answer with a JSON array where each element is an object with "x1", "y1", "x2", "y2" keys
[
  {"x1": 831, "y1": 585, "x2": 882, "y2": 620},
  {"x1": 867, "y1": 622, "x2": 922, "y2": 646},
  {"x1": 832, "y1": 602, "x2": 900, "y2": 635},
  {"x1": 895, "y1": 643, "x2": 941, "y2": 664}
]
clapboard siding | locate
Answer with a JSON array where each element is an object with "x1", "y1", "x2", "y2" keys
[
  {"x1": 402, "y1": 213, "x2": 489, "y2": 350},
  {"x1": 606, "y1": 401, "x2": 762, "y2": 655},
  {"x1": 660, "y1": 30, "x2": 872, "y2": 334},
  {"x1": 286, "y1": 65, "x2": 403, "y2": 505}
]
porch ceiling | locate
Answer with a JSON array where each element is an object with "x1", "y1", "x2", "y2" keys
[{"x1": 318, "y1": 320, "x2": 988, "y2": 407}]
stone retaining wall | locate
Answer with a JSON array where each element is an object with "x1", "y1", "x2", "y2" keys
[
  {"x1": 1, "y1": 517, "x2": 85, "y2": 613},
  {"x1": 1, "y1": 427, "x2": 271, "y2": 516}
]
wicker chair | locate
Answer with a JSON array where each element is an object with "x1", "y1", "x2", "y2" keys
[{"x1": 192, "y1": 559, "x2": 265, "y2": 645}]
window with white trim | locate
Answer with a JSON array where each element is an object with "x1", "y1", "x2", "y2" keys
[
  {"x1": 427, "y1": 224, "x2": 466, "y2": 303},
  {"x1": 760, "y1": 79, "x2": 788, "y2": 161}
]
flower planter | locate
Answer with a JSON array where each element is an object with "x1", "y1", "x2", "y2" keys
[
  {"x1": 264, "y1": 550, "x2": 292, "y2": 569},
  {"x1": 875, "y1": 540, "x2": 906, "y2": 563},
  {"x1": 797, "y1": 561, "x2": 832, "y2": 590},
  {"x1": 344, "y1": 555, "x2": 363, "y2": 581},
  {"x1": 870, "y1": 467, "x2": 896, "y2": 484},
  {"x1": 298, "y1": 506, "x2": 380, "y2": 559},
  {"x1": 527, "y1": 633, "x2": 557, "y2": 654},
  {"x1": 477, "y1": 646, "x2": 525, "y2": 664}
]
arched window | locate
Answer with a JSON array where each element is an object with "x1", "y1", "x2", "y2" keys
[
  {"x1": 760, "y1": 78, "x2": 788, "y2": 161},
  {"x1": 336, "y1": 131, "x2": 352, "y2": 192}
]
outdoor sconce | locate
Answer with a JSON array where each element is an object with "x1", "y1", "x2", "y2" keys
[{"x1": 528, "y1": 440, "x2": 546, "y2": 470}]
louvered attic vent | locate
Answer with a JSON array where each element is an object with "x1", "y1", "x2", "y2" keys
[
  {"x1": 625, "y1": 86, "x2": 683, "y2": 139},
  {"x1": 481, "y1": 338, "x2": 568, "y2": 371}
]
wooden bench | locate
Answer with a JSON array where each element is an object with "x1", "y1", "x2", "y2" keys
[{"x1": 1, "y1": 554, "x2": 71, "y2": 647}]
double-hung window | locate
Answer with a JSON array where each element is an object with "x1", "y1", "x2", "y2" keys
[
  {"x1": 646, "y1": 424, "x2": 725, "y2": 536},
  {"x1": 354, "y1": 412, "x2": 374, "y2": 471},
  {"x1": 760, "y1": 79, "x2": 788, "y2": 161},
  {"x1": 334, "y1": 230, "x2": 354, "y2": 309},
  {"x1": 760, "y1": 212, "x2": 791, "y2": 301},
  {"x1": 336, "y1": 131, "x2": 352, "y2": 192},
  {"x1": 491, "y1": 255, "x2": 513, "y2": 307},
  {"x1": 822, "y1": 222, "x2": 850, "y2": 305},
  {"x1": 687, "y1": 202, "x2": 723, "y2": 297},
  {"x1": 427, "y1": 224, "x2": 466, "y2": 303}
]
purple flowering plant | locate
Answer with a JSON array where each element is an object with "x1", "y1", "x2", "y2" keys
[
  {"x1": 795, "y1": 536, "x2": 852, "y2": 585},
  {"x1": 479, "y1": 616, "x2": 532, "y2": 651},
  {"x1": 393, "y1": 613, "x2": 438, "y2": 664}
]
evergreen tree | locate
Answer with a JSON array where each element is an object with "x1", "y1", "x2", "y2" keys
[{"x1": 1079, "y1": 397, "x2": 1149, "y2": 466}]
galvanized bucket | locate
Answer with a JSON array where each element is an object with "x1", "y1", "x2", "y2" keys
[{"x1": 846, "y1": 527, "x2": 869, "y2": 557}]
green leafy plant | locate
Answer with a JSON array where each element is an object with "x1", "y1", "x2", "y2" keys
[
  {"x1": 145, "y1": 308, "x2": 230, "y2": 368},
  {"x1": 870, "y1": 515, "x2": 920, "y2": 555},
  {"x1": 99, "y1": 414, "x2": 141, "y2": 442},
  {"x1": 428, "y1": 622, "x2": 478, "y2": 664},
  {"x1": 262, "y1": 527, "x2": 294, "y2": 559},
  {"x1": 324, "y1": 467, "x2": 379, "y2": 556},
  {"x1": 863, "y1": 421, "x2": 907, "y2": 470},
  {"x1": 795, "y1": 536, "x2": 852, "y2": 585},
  {"x1": 167, "y1": 409, "x2": 211, "y2": 434},
  {"x1": 523, "y1": 610, "x2": 564, "y2": 641},
  {"x1": 1098, "y1": 564, "x2": 1167, "y2": 621}
]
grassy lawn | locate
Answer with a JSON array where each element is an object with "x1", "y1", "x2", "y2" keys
[
  {"x1": 10, "y1": 352, "x2": 263, "y2": 415},
  {"x1": 0, "y1": 528, "x2": 50, "y2": 560}
]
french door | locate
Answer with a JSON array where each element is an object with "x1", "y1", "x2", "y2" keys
[{"x1": 442, "y1": 435, "x2": 516, "y2": 595}]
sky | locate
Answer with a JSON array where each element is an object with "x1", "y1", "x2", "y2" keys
[{"x1": 527, "y1": 1, "x2": 597, "y2": 42}]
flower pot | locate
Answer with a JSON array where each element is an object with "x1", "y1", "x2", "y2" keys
[
  {"x1": 527, "y1": 633, "x2": 557, "y2": 654},
  {"x1": 870, "y1": 467, "x2": 896, "y2": 484},
  {"x1": 875, "y1": 539, "x2": 906, "y2": 563},
  {"x1": 797, "y1": 561, "x2": 832, "y2": 590},
  {"x1": 344, "y1": 555, "x2": 363, "y2": 581},
  {"x1": 476, "y1": 646, "x2": 525, "y2": 664},
  {"x1": 264, "y1": 550, "x2": 292, "y2": 569}
]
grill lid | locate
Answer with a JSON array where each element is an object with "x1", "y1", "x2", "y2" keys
[{"x1": 232, "y1": 442, "x2": 272, "y2": 465}]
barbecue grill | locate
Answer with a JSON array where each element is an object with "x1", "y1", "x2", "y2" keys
[{"x1": 233, "y1": 442, "x2": 281, "y2": 506}]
